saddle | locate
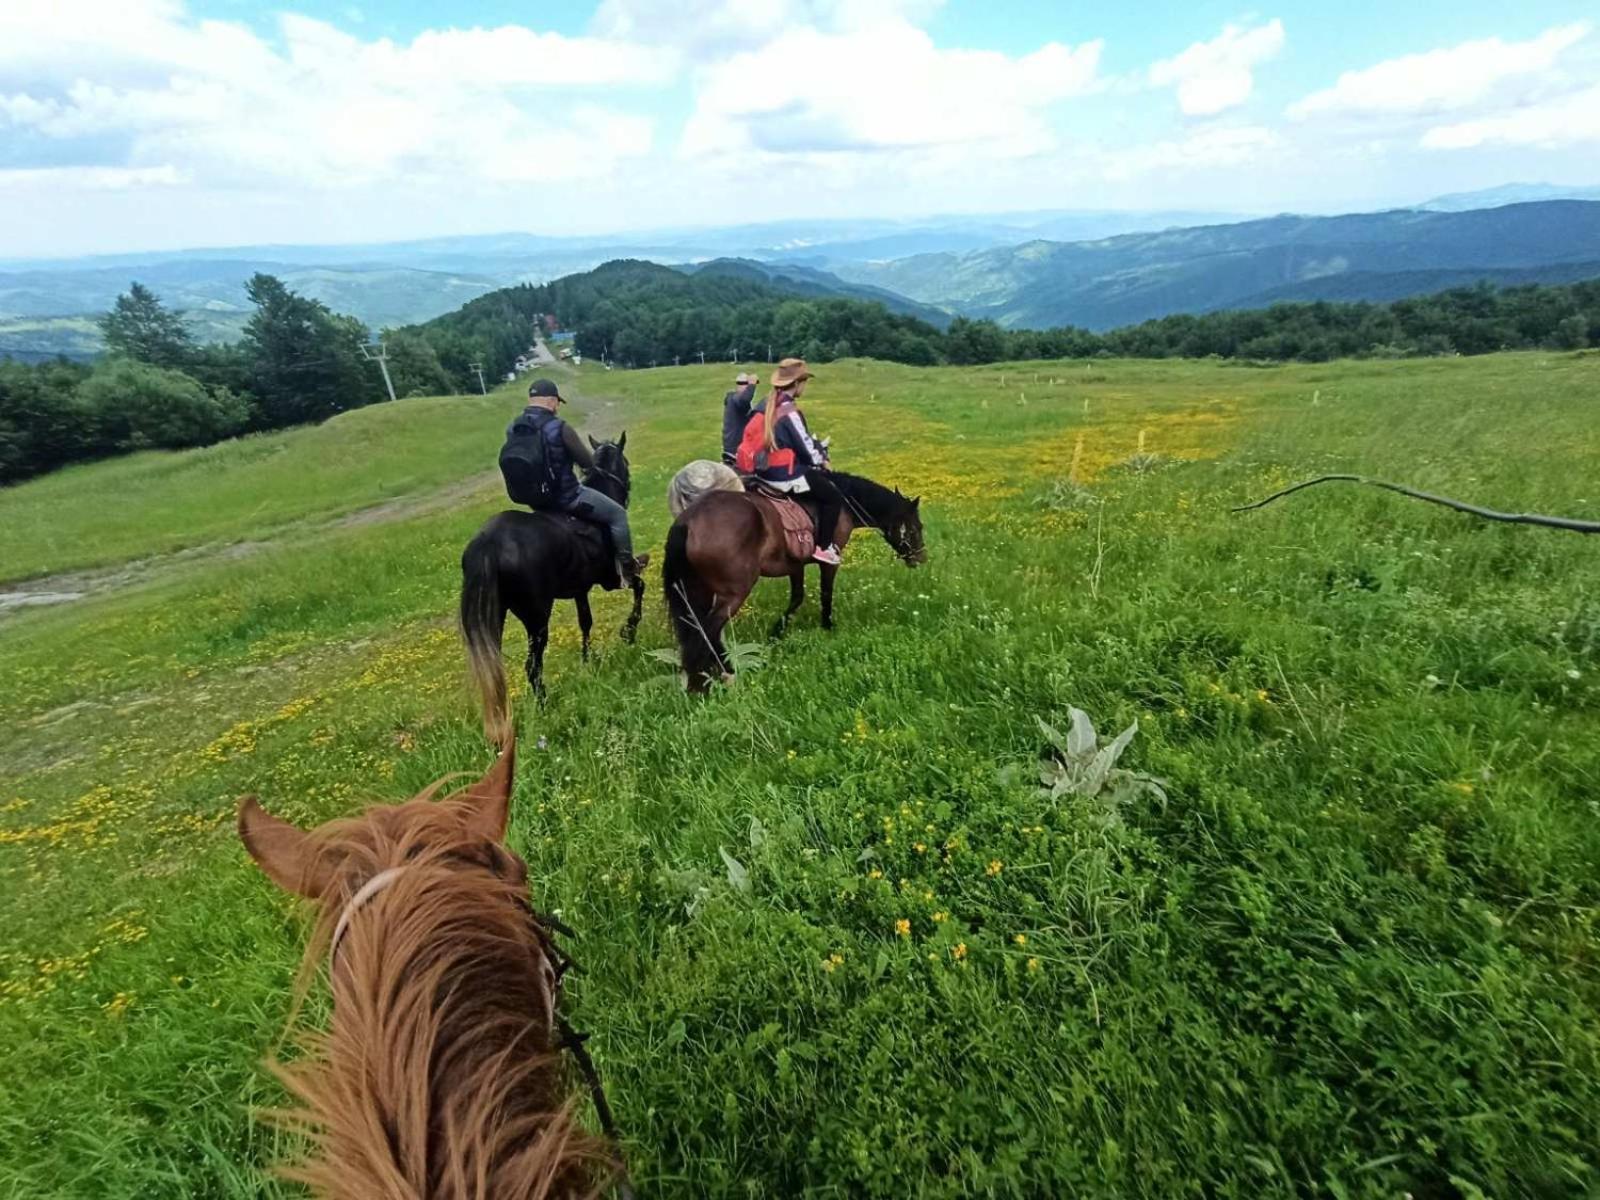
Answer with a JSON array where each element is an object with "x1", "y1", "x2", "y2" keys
[
  {"x1": 744, "y1": 479, "x2": 817, "y2": 561},
  {"x1": 527, "y1": 510, "x2": 623, "y2": 590}
]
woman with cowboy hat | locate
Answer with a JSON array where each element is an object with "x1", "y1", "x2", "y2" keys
[{"x1": 734, "y1": 357, "x2": 844, "y2": 566}]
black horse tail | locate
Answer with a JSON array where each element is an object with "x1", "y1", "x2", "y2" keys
[
  {"x1": 663, "y1": 519, "x2": 722, "y2": 694},
  {"x1": 460, "y1": 532, "x2": 511, "y2": 747}
]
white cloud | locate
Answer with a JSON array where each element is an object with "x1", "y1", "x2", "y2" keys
[
  {"x1": 0, "y1": 165, "x2": 187, "y2": 190},
  {"x1": 680, "y1": 19, "x2": 1102, "y2": 163},
  {"x1": 1289, "y1": 22, "x2": 1592, "y2": 118},
  {"x1": 1149, "y1": 20, "x2": 1285, "y2": 117},
  {"x1": 593, "y1": 0, "x2": 944, "y2": 54},
  {"x1": 1102, "y1": 125, "x2": 1280, "y2": 180},
  {"x1": 1422, "y1": 82, "x2": 1600, "y2": 149},
  {"x1": 0, "y1": 0, "x2": 667, "y2": 191}
]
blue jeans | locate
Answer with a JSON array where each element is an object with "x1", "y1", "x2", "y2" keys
[{"x1": 564, "y1": 485, "x2": 634, "y2": 559}]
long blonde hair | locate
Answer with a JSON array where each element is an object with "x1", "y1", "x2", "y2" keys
[{"x1": 762, "y1": 390, "x2": 785, "y2": 451}]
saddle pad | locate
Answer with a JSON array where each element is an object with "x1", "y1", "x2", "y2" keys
[{"x1": 766, "y1": 494, "x2": 816, "y2": 561}]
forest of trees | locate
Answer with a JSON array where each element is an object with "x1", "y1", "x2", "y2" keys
[
  {"x1": 3, "y1": 263, "x2": 1596, "y2": 485},
  {"x1": 0, "y1": 276, "x2": 456, "y2": 484},
  {"x1": 407, "y1": 260, "x2": 1599, "y2": 385}
]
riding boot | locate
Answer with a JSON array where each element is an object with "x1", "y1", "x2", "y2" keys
[{"x1": 618, "y1": 552, "x2": 651, "y2": 585}]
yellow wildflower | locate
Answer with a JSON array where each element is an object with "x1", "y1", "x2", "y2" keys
[
  {"x1": 913, "y1": 842, "x2": 926, "y2": 854},
  {"x1": 931, "y1": 911, "x2": 948, "y2": 923},
  {"x1": 1027, "y1": 958, "x2": 1041, "y2": 973},
  {"x1": 986, "y1": 859, "x2": 1003, "y2": 877},
  {"x1": 895, "y1": 919, "x2": 911, "y2": 938},
  {"x1": 1013, "y1": 933, "x2": 1027, "y2": 946},
  {"x1": 867, "y1": 868, "x2": 883, "y2": 880},
  {"x1": 952, "y1": 943, "x2": 967, "y2": 961}
]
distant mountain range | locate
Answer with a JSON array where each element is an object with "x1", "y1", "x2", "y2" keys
[
  {"x1": 832, "y1": 201, "x2": 1600, "y2": 330},
  {"x1": 0, "y1": 207, "x2": 1250, "y2": 359},
  {"x1": 1420, "y1": 182, "x2": 1600, "y2": 212},
  {"x1": 4, "y1": 190, "x2": 1599, "y2": 360},
  {"x1": 682, "y1": 258, "x2": 952, "y2": 326}
]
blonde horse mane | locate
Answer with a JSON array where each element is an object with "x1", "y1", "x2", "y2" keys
[{"x1": 252, "y1": 772, "x2": 617, "y2": 1199}]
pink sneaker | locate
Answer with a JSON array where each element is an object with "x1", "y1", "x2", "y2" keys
[{"x1": 812, "y1": 544, "x2": 842, "y2": 566}]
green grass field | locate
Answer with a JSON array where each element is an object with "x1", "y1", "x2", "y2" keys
[{"x1": 2, "y1": 352, "x2": 1598, "y2": 1198}]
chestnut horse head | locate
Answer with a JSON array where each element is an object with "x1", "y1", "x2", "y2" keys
[{"x1": 238, "y1": 743, "x2": 620, "y2": 1198}]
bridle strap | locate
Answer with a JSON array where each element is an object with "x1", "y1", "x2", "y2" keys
[{"x1": 329, "y1": 867, "x2": 406, "y2": 961}]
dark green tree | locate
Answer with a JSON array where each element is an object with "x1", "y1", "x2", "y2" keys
[
  {"x1": 384, "y1": 329, "x2": 456, "y2": 397},
  {"x1": 100, "y1": 282, "x2": 196, "y2": 369},
  {"x1": 241, "y1": 273, "x2": 380, "y2": 428},
  {"x1": 78, "y1": 359, "x2": 249, "y2": 451},
  {"x1": 0, "y1": 358, "x2": 95, "y2": 483}
]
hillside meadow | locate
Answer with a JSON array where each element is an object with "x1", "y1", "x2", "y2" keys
[{"x1": 1, "y1": 352, "x2": 1597, "y2": 1197}]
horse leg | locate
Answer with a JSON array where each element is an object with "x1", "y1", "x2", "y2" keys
[
  {"x1": 820, "y1": 562, "x2": 839, "y2": 631},
  {"x1": 621, "y1": 575, "x2": 643, "y2": 644},
  {"x1": 575, "y1": 593, "x2": 594, "y2": 662},
  {"x1": 515, "y1": 597, "x2": 555, "y2": 699},
  {"x1": 769, "y1": 569, "x2": 805, "y2": 640}
]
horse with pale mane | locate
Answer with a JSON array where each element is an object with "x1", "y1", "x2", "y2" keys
[{"x1": 237, "y1": 742, "x2": 625, "y2": 1199}]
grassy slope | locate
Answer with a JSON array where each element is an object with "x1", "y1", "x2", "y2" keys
[
  {"x1": 0, "y1": 391, "x2": 530, "y2": 583},
  {"x1": 1, "y1": 353, "x2": 1598, "y2": 1198}
]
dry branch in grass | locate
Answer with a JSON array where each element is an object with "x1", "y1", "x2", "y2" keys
[{"x1": 1233, "y1": 474, "x2": 1600, "y2": 534}]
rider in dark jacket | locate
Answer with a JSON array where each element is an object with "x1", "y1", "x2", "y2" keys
[
  {"x1": 510, "y1": 378, "x2": 648, "y2": 582},
  {"x1": 721, "y1": 372, "x2": 758, "y2": 464}
]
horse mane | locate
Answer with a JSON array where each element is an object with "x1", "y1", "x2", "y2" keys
[
  {"x1": 266, "y1": 782, "x2": 615, "y2": 1200},
  {"x1": 830, "y1": 471, "x2": 910, "y2": 527}
]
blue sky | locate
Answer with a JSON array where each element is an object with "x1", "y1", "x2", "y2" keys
[{"x1": 2, "y1": 0, "x2": 1597, "y2": 256}]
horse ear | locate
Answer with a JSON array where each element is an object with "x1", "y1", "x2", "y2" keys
[
  {"x1": 456, "y1": 742, "x2": 515, "y2": 842},
  {"x1": 238, "y1": 797, "x2": 336, "y2": 899},
  {"x1": 912, "y1": 496, "x2": 921, "y2": 509},
  {"x1": 617, "y1": 431, "x2": 627, "y2": 452},
  {"x1": 588, "y1": 434, "x2": 599, "y2": 449},
  {"x1": 894, "y1": 486, "x2": 904, "y2": 497}
]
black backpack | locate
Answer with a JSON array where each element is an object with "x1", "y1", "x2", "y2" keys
[{"x1": 499, "y1": 416, "x2": 559, "y2": 509}]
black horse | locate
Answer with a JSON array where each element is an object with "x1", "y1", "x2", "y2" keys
[{"x1": 460, "y1": 435, "x2": 642, "y2": 743}]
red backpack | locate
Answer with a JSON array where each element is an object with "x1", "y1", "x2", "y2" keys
[{"x1": 735, "y1": 403, "x2": 796, "y2": 474}]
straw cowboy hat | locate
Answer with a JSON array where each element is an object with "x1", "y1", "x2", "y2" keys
[{"x1": 771, "y1": 358, "x2": 813, "y2": 389}]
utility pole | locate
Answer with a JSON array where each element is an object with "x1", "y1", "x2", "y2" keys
[
  {"x1": 768, "y1": 344, "x2": 773, "y2": 362},
  {"x1": 468, "y1": 362, "x2": 487, "y2": 395},
  {"x1": 698, "y1": 350, "x2": 706, "y2": 365},
  {"x1": 360, "y1": 340, "x2": 397, "y2": 403}
]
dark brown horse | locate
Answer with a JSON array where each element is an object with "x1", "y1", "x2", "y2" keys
[
  {"x1": 460, "y1": 436, "x2": 641, "y2": 745},
  {"x1": 236, "y1": 742, "x2": 624, "y2": 1198},
  {"x1": 661, "y1": 471, "x2": 925, "y2": 692}
]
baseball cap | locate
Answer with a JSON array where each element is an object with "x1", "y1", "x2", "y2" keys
[{"x1": 527, "y1": 378, "x2": 565, "y2": 403}]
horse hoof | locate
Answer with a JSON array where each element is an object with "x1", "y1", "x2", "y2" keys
[{"x1": 619, "y1": 624, "x2": 638, "y2": 645}]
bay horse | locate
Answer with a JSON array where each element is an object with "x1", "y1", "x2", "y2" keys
[
  {"x1": 460, "y1": 436, "x2": 641, "y2": 745},
  {"x1": 661, "y1": 471, "x2": 926, "y2": 692},
  {"x1": 236, "y1": 741, "x2": 627, "y2": 1198}
]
